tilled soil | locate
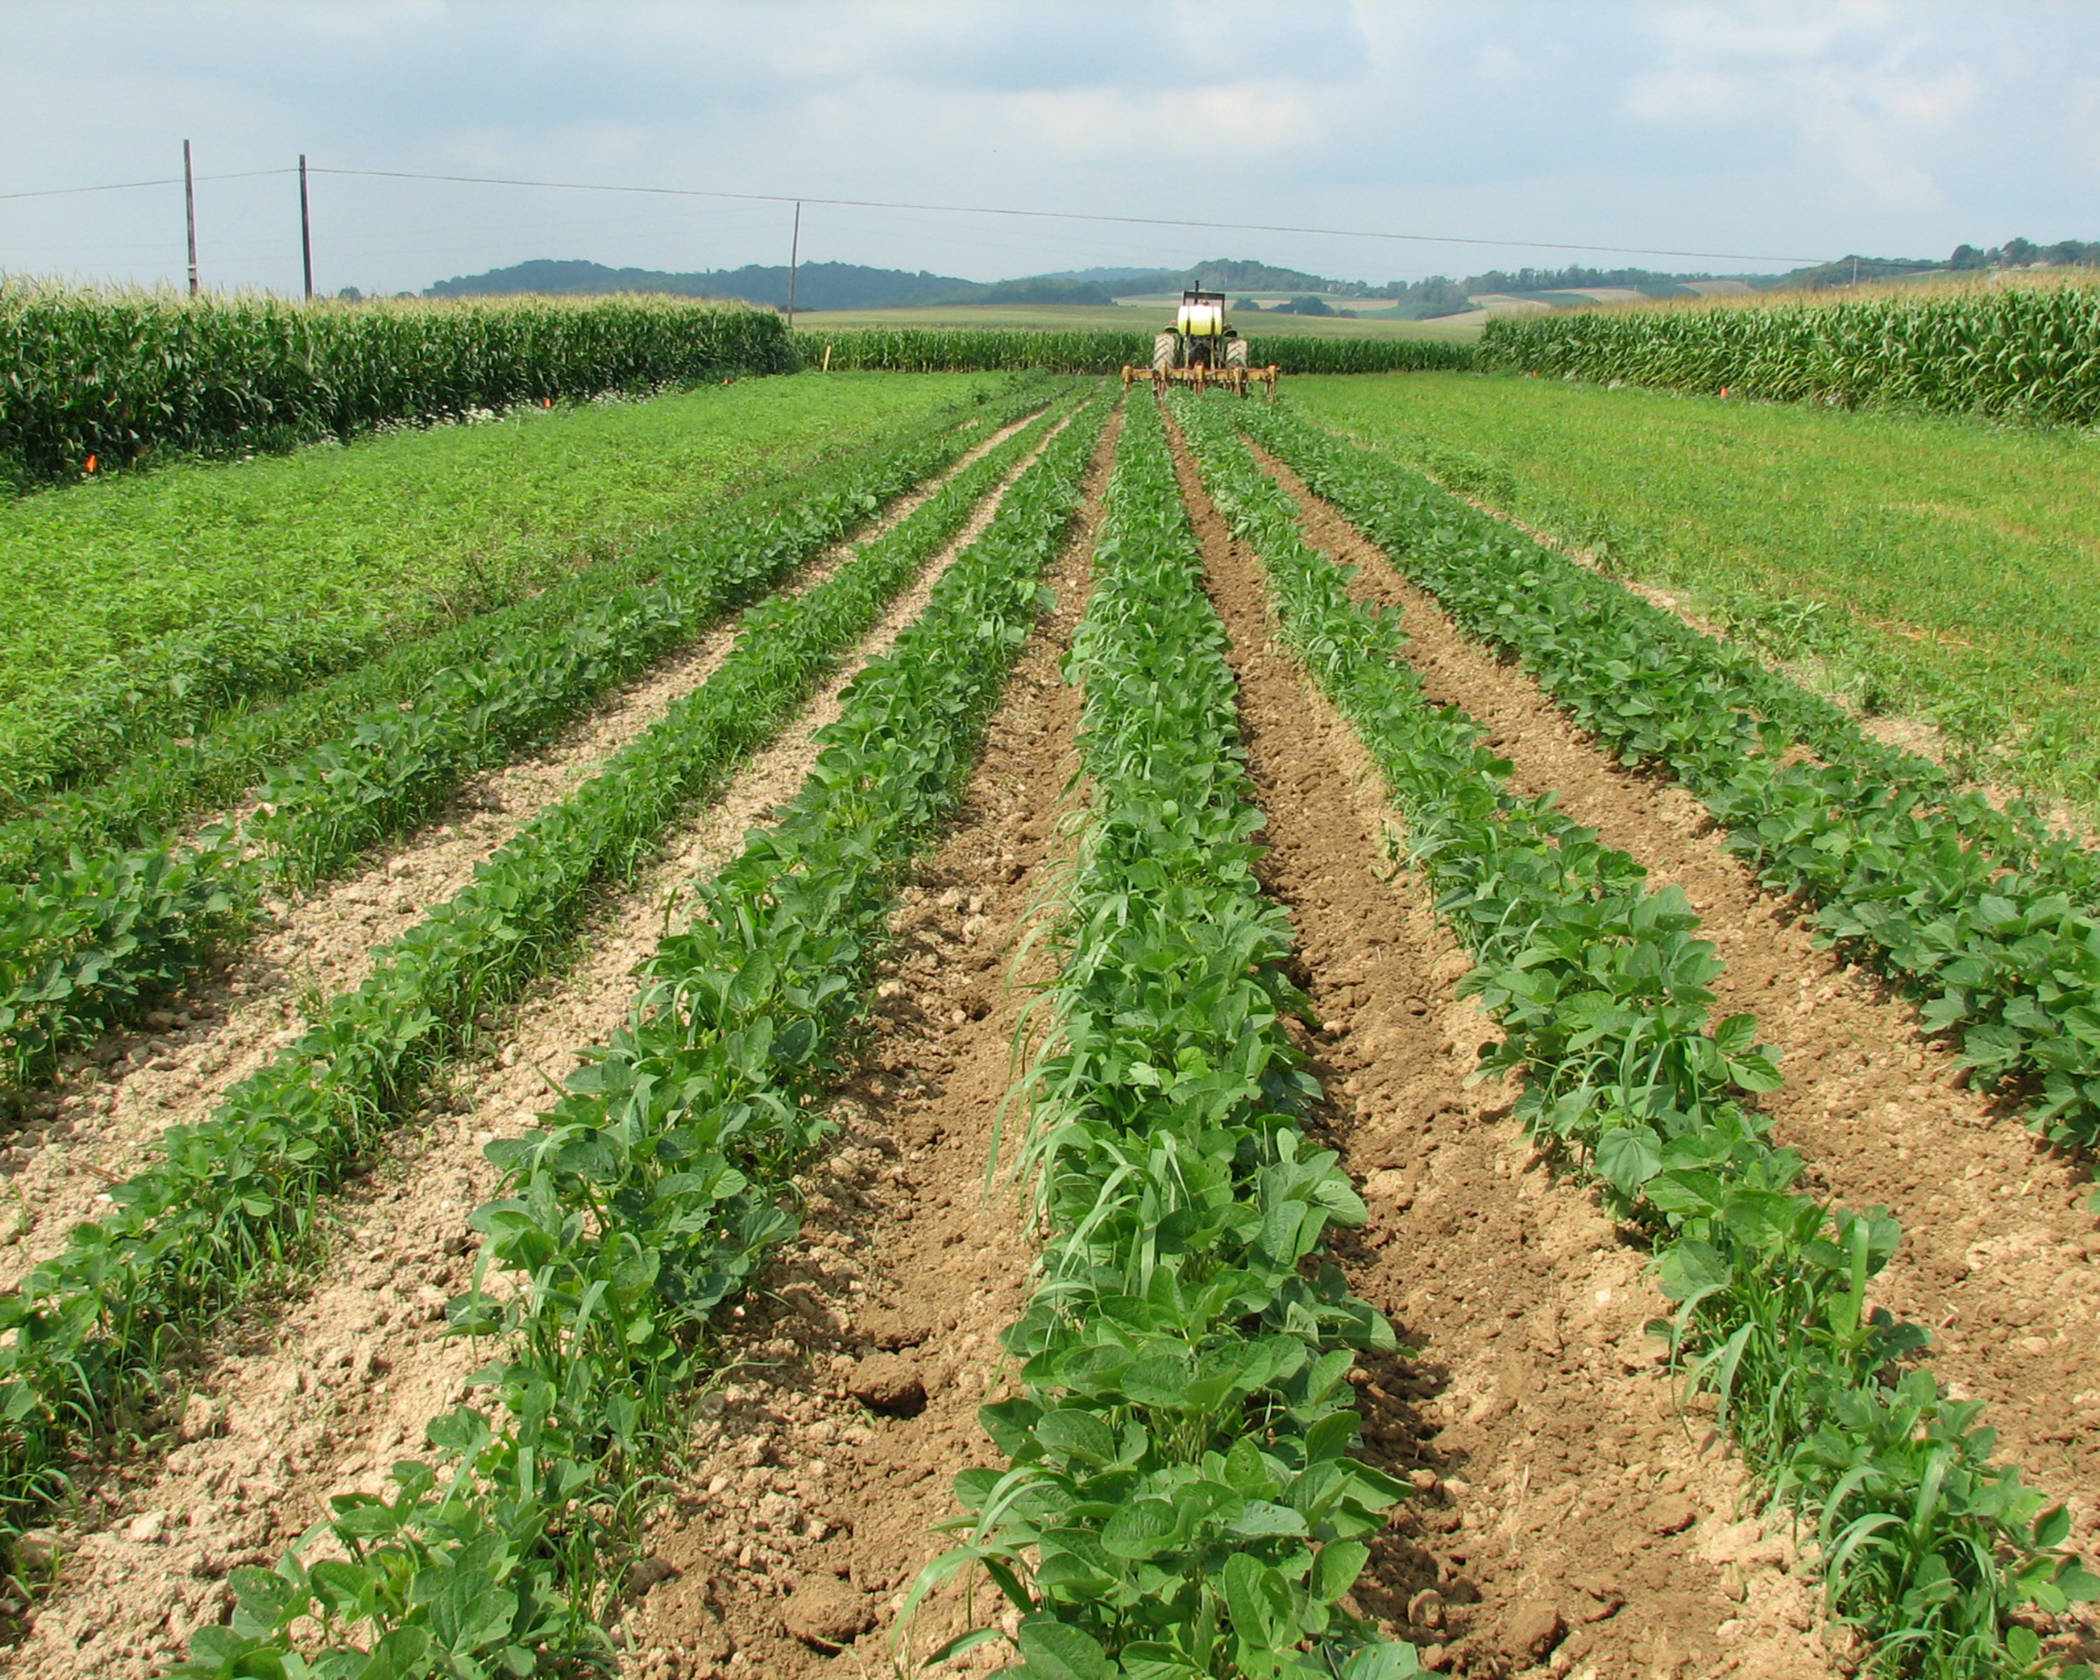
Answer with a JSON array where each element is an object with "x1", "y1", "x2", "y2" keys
[
  {"x1": 3, "y1": 419, "x2": 1066, "y2": 1680},
  {"x1": 1252, "y1": 448, "x2": 2100, "y2": 1585},
  {"x1": 608, "y1": 414, "x2": 1118, "y2": 1680},
  {"x1": 1173, "y1": 422, "x2": 1838, "y2": 1679}
]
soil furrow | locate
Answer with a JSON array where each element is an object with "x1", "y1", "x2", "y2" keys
[
  {"x1": 1252, "y1": 446, "x2": 2100, "y2": 1584},
  {"x1": 3, "y1": 416, "x2": 1068, "y2": 1680},
  {"x1": 600, "y1": 412, "x2": 1117, "y2": 1680},
  {"x1": 1174, "y1": 418, "x2": 1838, "y2": 1680},
  {"x1": 0, "y1": 414, "x2": 1041, "y2": 1296}
]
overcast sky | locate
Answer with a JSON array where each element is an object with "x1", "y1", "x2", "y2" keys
[{"x1": 4, "y1": 0, "x2": 2096, "y2": 297}]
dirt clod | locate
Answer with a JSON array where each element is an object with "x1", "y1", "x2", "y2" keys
[
  {"x1": 1507, "y1": 1600, "x2": 1565, "y2": 1662},
  {"x1": 1650, "y1": 1494, "x2": 1699, "y2": 1536},
  {"x1": 176, "y1": 1394, "x2": 224, "y2": 1443},
  {"x1": 623, "y1": 1555, "x2": 678, "y2": 1600},
  {"x1": 779, "y1": 1577, "x2": 874, "y2": 1651},
  {"x1": 860, "y1": 1310, "x2": 930, "y2": 1351},
  {"x1": 846, "y1": 1352, "x2": 926, "y2": 1418}
]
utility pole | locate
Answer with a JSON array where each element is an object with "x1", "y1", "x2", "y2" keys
[
  {"x1": 183, "y1": 139, "x2": 199, "y2": 297},
  {"x1": 299, "y1": 154, "x2": 314, "y2": 300},
  {"x1": 786, "y1": 200, "x2": 801, "y2": 331}
]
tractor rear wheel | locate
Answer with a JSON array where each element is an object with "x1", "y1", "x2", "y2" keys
[
  {"x1": 1152, "y1": 332, "x2": 1178, "y2": 373},
  {"x1": 1225, "y1": 337, "x2": 1250, "y2": 369}
]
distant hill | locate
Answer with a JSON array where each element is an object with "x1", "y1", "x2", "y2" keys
[
  {"x1": 427, "y1": 258, "x2": 978, "y2": 311},
  {"x1": 425, "y1": 255, "x2": 1371, "y2": 310},
  {"x1": 426, "y1": 240, "x2": 2098, "y2": 316}
]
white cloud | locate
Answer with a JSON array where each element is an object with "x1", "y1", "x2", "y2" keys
[
  {"x1": 1005, "y1": 81, "x2": 1329, "y2": 164},
  {"x1": 0, "y1": 0, "x2": 2092, "y2": 293},
  {"x1": 1625, "y1": 7, "x2": 1979, "y2": 214}
]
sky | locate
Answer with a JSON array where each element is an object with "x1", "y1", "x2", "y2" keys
[{"x1": 3, "y1": 0, "x2": 2097, "y2": 297}]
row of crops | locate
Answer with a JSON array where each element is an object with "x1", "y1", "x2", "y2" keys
[
  {"x1": 1480, "y1": 282, "x2": 2100, "y2": 424},
  {"x1": 0, "y1": 390, "x2": 1087, "y2": 1556},
  {"x1": 0, "y1": 381, "x2": 1065, "y2": 1116},
  {"x1": 1241, "y1": 402, "x2": 2100, "y2": 1162},
  {"x1": 794, "y1": 326, "x2": 1478, "y2": 376},
  {"x1": 166, "y1": 390, "x2": 1114, "y2": 1676},
  {"x1": 0, "y1": 284, "x2": 796, "y2": 486},
  {"x1": 1175, "y1": 393, "x2": 2097, "y2": 1678},
  {"x1": 7, "y1": 366, "x2": 2097, "y2": 1677},
  {"x1": 911, "y1": 393, "x2": 1412, "y2": 1678}
]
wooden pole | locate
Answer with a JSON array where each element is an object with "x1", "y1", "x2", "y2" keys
[
  {"x1": 785, "y1": 200, "x2": 801, "y2": 332},
  {"x1": 299, "y1": 154, "x2": 314, "y2": 300},
  {"x1": 183, "y1": 139, "x2": 199, "y2": 297}
]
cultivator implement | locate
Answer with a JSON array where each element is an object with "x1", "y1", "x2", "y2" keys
[{"x1": 1122, "y1": 361, "x2": 1280, "y2": 400}]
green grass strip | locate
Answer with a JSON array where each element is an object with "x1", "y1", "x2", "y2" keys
[
  {"x1": 1176, "y1": 390, "x2": 2098, "y2": 1680},
  {"x1": 0, "y1": 381, "x2": 1067, "y2": 1116},
  {"x1": 0, "y1": 373, "x2": 1008, "y2": 812},
  {"x1": 906, "y1": 390, "x2": 1416, "y2": 1680},
  {"x1": 168, "y1": 392, "x2": 1114, "y2": 1680},
  {"x1": 1241, "y1": 401, "x2": 2100, "y2": 1168},
  {"x1": 0, "y1": 396, "x2": 1076, "y2": 1557}
]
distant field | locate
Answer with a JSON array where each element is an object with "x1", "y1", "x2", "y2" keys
[
  {"x1": 1457, "y1": 293, "x2": 1554, "y2": 316},
  {"x1": 1113, "y1": 290, "x2": 1402, "y2": 317},
  {"x1": 790, "y1": 300, "x2": 1481, "y2": 341},
  {"x1": 1288, "y1": 370, "x2": 2100, "y2": 806}
]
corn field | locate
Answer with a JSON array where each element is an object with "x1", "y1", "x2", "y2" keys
[
  {"x1": 792, "y1": 325, "x2": 1477, "y2": 375},
  {"x1": 0, "y1": 283, "x2": 795, "y2": 485},
  {"x1": 1479, "y1": 280, "x2": 2100, "y2": 423}
]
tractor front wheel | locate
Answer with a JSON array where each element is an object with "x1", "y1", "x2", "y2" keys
[
  {"x1": 1225, "y1": 338, "x2": 1250, "y2": 369},
  {"x1": 1152, "y1": 332, "x2": 1178, "y2": 373}
]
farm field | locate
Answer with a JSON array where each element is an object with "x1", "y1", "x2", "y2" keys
[
  {"x1": 1290, "y1": 370, "x2": 2100, "y2": 809},
  {"x1": 0, "y1": 371, "x2": 998, "y2": 805},
  {"x1": 0, "y1": 352, "x2": 2096, "y2": 1680},
  {"x1": 792, "y1": 300, "x2": 1482, "y2": 340}
]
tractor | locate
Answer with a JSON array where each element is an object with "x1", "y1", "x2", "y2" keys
[{"x1": 1123, "y1": 289, "x2": 1278, "y2": 399}]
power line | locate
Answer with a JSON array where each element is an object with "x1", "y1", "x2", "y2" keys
[
  {"x1": 2, "y1": 159, "x2": 1838, "y2": 268},
  {"x1": 0, "y1": 168, "x2": 295, "y2": 203},
  {"x1": 308, "y1": 165, "x2": 1834, "y2": 267}
]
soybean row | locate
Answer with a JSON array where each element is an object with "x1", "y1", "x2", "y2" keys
[
  {"x1": 0, "y1": 393, "x2": 1083, "y2": 1563},
  {"x1": 170, "y1": 391, "x2": 1114, "y2": 1678}
]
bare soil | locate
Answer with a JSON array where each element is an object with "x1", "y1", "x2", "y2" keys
[
  {"x1": 1173, "y1": 419, "x2": 1839, "y2": 1679},
  {"x1": 1254, "y1": 447, "x2": 2100, "y2": 1639},
  {"x1": 2, "y1": 417, "x2": 1064, "y2": 1680}
]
